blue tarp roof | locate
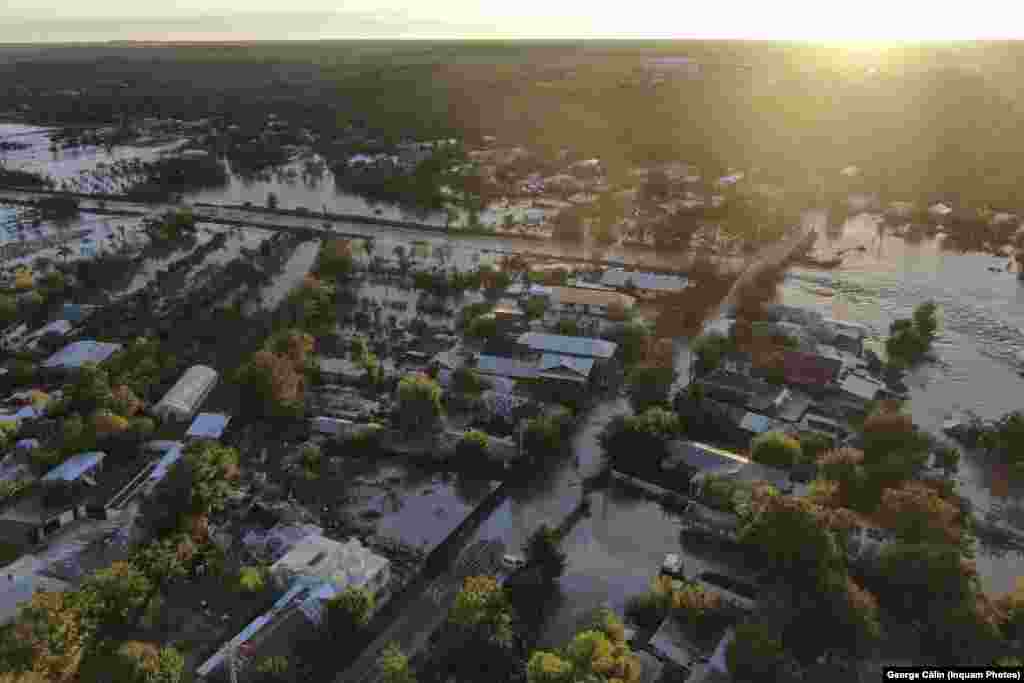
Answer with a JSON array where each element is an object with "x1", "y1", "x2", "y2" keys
[
  {"x1": 477, "y1": 355, "x2": 538, "y2": 380},
  {"x1": 42, "y1": 451, "x2": 105, "y2": 482},
  {"x1": 42, "y1": 340, "x2": 122, "y2": 369},
  {"x1": 517, "y1": 332, "x2": 617, "y2": 359},
  {"x1": 149, "y1": 444, "x2": 184, "y2": 483},
  {"x1": 538, "y1": 353, "x2": 594, "y2": 377}
]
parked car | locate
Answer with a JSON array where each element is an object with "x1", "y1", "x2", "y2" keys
[
  {"x1": 502, "y1": 554, "x2": 527, "y2": 571},
  {"x1": 660, "y1": 553, "x2": 685, "y2": 579}
]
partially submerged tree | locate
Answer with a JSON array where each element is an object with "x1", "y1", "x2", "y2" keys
[{"x1": 396, "y1": 373, "x2": 443, "y2": 434}]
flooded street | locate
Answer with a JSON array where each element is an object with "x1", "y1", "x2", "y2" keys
[{"x1": 3, "y1": 122, "x2": 1023, "y2": 609}]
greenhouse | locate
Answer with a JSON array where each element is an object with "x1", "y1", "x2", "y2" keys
[{"x1": 152, "y1": 365, "x2": 218, "y2": 422}]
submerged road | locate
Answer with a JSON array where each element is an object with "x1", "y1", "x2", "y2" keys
[{"x1": 0, "y1": 187, "x2": 709, "y2": 274}]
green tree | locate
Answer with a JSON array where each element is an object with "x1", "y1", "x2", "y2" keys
[
  {"x1": 522, "y1": 409, "x2": 574, "y2": 459},
  {"x1": 378, "y1": 643, "x2": 416, "y2": 683},
  {"x1": 79, "y1": 561, "x2": 153, "y2": 637},
  {"x1": 183, "y1": 441, "x2": 241, "y2": 516},
  {"x1": 451, "y1": 367, "x2": 489, "y2": 396},
  {"x1": 253, "y1": 656, "x2": 295, "y2": 683},
  {"x1": 0, "y1": 294, "x2": 17, "y2": 326},
  {"x1": 95, "y1": 641, "x2": 184, "y2": 683},
  {"x1": 556, "y1": 318, "x2": 580, "y2": 337},
  {"x1": 467, "y1": 314, "x2": 498, "y2": 341},
  {"x1": 726, "y1": 622, "x2": 784, "y2": 683},
  {"x1": 874, "y1": 542, "x2": 977, "y2": 616},
  {"x1": 599, "y1": 407, "x2": 680, "y2": 466},
  {"x1": 692, "y1": 332, "x2": 731, "y2": 376},
  {"x1": 237, "y1": 566, "x2": 267, "y2": 593},
  {"x1": 626, "y1": 365, "x2": 677, "y2": 413},
  {"x1": 751, "y1": 431, "x2": 802, "y2": 468},
  {"x1": 739, "y1": 494, "x2": 844, "y2": 584},
  {"x1": 449, "y1": 575, "x2": 513, "y2": 647},
  {"x1": 523, "y1": 523, "x2": 567, "y2": 583},
  {"x1": 615, "y1": 320, "x2": 652, "y2": 367},
  {"x1": 524, "y1": 297, "x2": 547, "y2": 320},
  {"x1": 457, "y1": 430, "x2": 490, "y2": 460},
  {"x1": 325, "y1": 586, "x2": 375, "y2": 641},
  {"x1": 396, "y1": 373, "x2": 443, "y2": 434}
]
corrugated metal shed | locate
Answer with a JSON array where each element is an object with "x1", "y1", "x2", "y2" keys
[
  {"x1": 153, "y1": 365, "x2": 218, "y2": 422},
  {"x1": 42, "y1": 340, "x2": 122, "y2": 369},
  {"x1": 42, "y1": 451, "x2": 105, "y2": 482}
]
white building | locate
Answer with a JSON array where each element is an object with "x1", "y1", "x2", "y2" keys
[
  {"x1": 270, "y1": 535, "x2": 390, "y2": 598},
  {"x1": 153, "y1": 365, "x2": 218, "y2": 422}
]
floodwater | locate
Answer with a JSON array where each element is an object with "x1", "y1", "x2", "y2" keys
[
  {"x1": 0, "y1": 122, "x2": 182, "y2": 184},
  {"x1": 5, "y1": 123, "x2": 1023, "y2": 599},
  {"x1": 781, "y1": 212, "x2": 1024, "y2": 595},
  {"x1": 188, "y1": 157, "x2": 446, "y2": 226}
]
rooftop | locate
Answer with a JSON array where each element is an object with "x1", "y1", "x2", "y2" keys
[
  {"x1": 271, "y1": 535, "x2": 389, "y2": 593},
  {"x1": 185, "y1": 413, "x2": 231, "y2": 440},
  {"x1": 517, "y1": 332, "x2": 617, "y2": 359},
  {"x1": 41, "y1": 340, "x2": 122, "y2": 370},
  {"x1": 549, "y1": 286, "x2": 636, "y2": 310},
  {"x1": 41, "y1": 451, "x2": 105, "y2": 483},
  {"x1": 600, "y1": 268, "x2": 688, "y2": 293}
]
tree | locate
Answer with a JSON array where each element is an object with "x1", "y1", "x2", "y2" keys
[
  {"x1": 451, "y1": 367, "x2": 489, "y2": 396},
  {"x1": 877, "y1": 481, "x2": 963, "y2": 545},
  {"x1": 886, "y1": 301, "x2": 939, "y2": 367},
  {"x1": 874, "y1": 542, "x2": 977, "y2": 616},
  {"x1": 396, "y1": 373, "x2": 443, "y2": 434},
  {"x1": 79, "y1": 561, "x2": 153, "y2": 637},
  {"x1": 378, "y1": 643, "x2": 416, "y2": 683},
  {"x1": 467, "y1": 314, "x2": 498, "y2": 341},
  {"x1": 234, "y1": 349, "x2": 307, "y2": 418},
  {"x1": 183, "y1": 441, "x2": 241, "y2": 516},
  {"x1": 860, "y1": 407, "x2": 930, "y2": 487},
  {"x1": 692, "y1": 331, "x2": 731, "y2": 376},
  {"x1": 797, "y1": 431, "x2": 833, "y2": 463},
  {"x1": 556, "y1": 318, "x2": 580, "y2": 337},
  {"x1": 449, "y1": 575, "x2": 513, "y2": 647},
  {"x1": 524, "y1": 297, "x2": 547, "y2": 320},
  {"x1": 528, "y1": 610, "x2": 641, "y2": 683},
  {"x1": 87, "y1": 642, "x2": 184, "y2": 683},
  {"x1": 524, "y1": 523, "x2": 567, "y2": 583},
  {"x1": 934, "y1": 445, "x2": 961, "y2": 477},
  {"x1": 599, "y1": 407, "x2": 680, "y2": 466},
  {"x1": 615, "y1": 320, "x2": 652, "y2": 367},
  {"x1": 316, "y1": 239, "x2": 355, "y2": 280},
  {"x1": 0, "y1": 294, "x2": 16, "y2": 326},
  {"x1": 325, "y1": 586, "x2": 375, "y2": 642},
  {"x1": 523, "y1": 409, "x2": 574, "y2": 459},
  {"x1": 457, "y1": 430, "x2": 490, "y2": 460},
  {"x1": 751, "y1": 431, "x2": 802, "y2": 468},
  {"x1": 726, "y1": 622, "x2": 785, "y2": 683},
  {"x1": 2, "y1": 590, "x2": 89, "y2": 681},
  {"x1": 237, "y1": 566, "x2": 267, "y2": 593},
  {"x1": 739, "y1": 493, "x2": 845, "y2": 585},
  {"x1": 253, "y1": 656, "x2": 295, "y2": 683}
]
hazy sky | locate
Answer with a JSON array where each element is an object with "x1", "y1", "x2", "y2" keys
[{"x1": 1, "y1": 0, "x2": 1021, "y2": 42}]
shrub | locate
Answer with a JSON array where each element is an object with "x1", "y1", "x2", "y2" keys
[{"x1": 751, "y1": 431, "x2": 802, "y2": 468}]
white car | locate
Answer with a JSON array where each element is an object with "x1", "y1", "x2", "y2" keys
[
  {"x1": 502, "y1": 554, "x2": 527, "y2": 571},
  {"x1": 660, "y1": 553, "x2": 685, "y2": 579}
]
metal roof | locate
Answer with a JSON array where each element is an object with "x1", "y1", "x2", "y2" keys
[
  {"x1": 600, "y1": 268, "x2": 689, "y2": 292},
  {"x1": 739, "y1": 412, "x2": 773, "y2": 434},
  {"x1": 538, "y1": 353, "x2": 594, "y2": 377},
  {"x1": 42, "y1": 340, "x2": 122, "y2": 369},
  {"x1": 42, "y1": 451, "x2": 105, "y2": 483},
  {"x1": 185, "y1": 413, "x2": 231, "y2": 440},
  {"x1": 477, "y1": 355, "x2": 539, "y2": 380},
  {"x1": 517, "y1": 332, "x2": 616, "y2": 359}
]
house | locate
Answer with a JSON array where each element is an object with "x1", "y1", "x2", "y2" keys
[
  {"x1": 545, "y1": 286, "x2": 635, "y2": 332},
  {"x1": 153, "y1": 365, "x2": 218, "y2": 422},
  {"x1": 41, "y1": 340, "x2": 122, "y2": 372},
  {"x1": 599, "y1": 269, "x2": 688, "y2": 295},
  {"x1": 649, "y1": 615, "x2": 705, "y2": 670},
  {"x1": 0, "y1": 452, "x2": 108, "y2": 545},
  {"x1": 698, "y1": 371, "x2": 811, "y2": 423},
  {"x1": 781, "y1": 350, "x2": 842, "y2": 387},
  {"x1": 318, "y1": 357, "x2": 367, "y2": 385},
  {"x1": 270, "y1": 534, "x2": 390, "y2": 598}
]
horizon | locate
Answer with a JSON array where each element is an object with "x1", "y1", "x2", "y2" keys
[{"x1": 2, "y1": 4, "x2": 1024, "y2": 43}]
